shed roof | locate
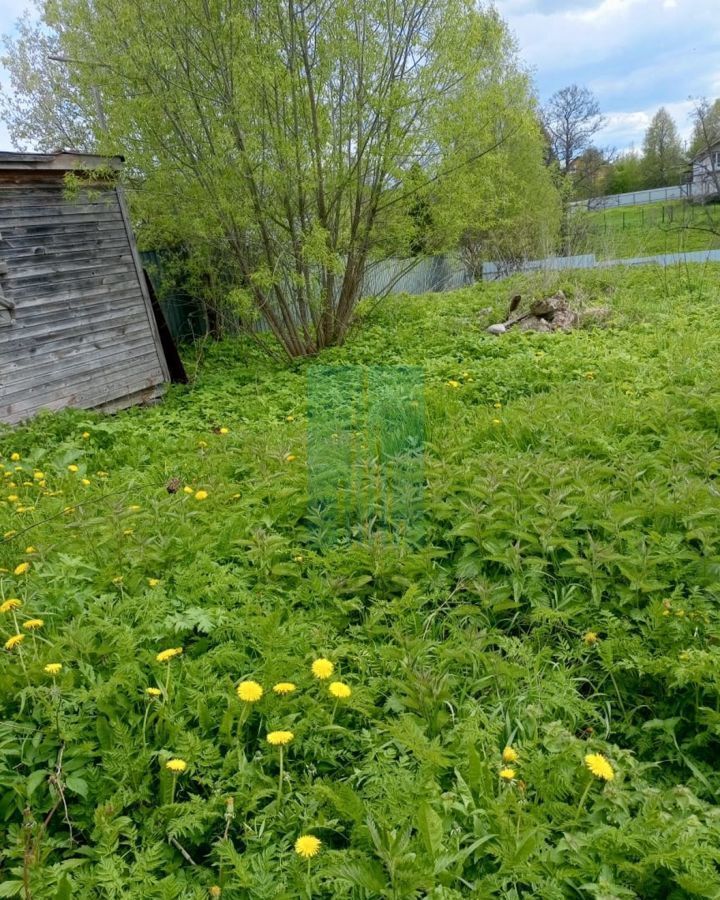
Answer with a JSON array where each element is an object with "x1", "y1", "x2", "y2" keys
[{"x1": 0, "y1": 151, "x2": 124, "y2": 179}]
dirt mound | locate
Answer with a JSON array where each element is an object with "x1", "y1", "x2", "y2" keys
[{"x1": 486, "y1": 291, "x2": 610, "y2": 335}]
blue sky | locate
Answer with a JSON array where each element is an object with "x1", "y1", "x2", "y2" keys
[
  {"x1": 496, "y1": 0, "x2": 720, "y2": 151},
  {"x1": 0, "y1": 0, "x2": 719, "y2": 153}
]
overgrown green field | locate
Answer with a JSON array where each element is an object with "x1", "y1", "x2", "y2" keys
[
  {"x1": 578, "y1": 201, "x2": 720, "y2": 259},
  {"x1": 3, "y1": 266, "x2": 720, "y2": 898}
]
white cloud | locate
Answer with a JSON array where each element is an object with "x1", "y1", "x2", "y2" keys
[
  {"x1": 495, "y1": 0, "x2": 720, "y2": 150},
  {"x1": 599, "y1": 99, "x2": 696, "y2": 150},
  {"x1": 501, "y1": 0, "x2": 718, "y2": 73}
]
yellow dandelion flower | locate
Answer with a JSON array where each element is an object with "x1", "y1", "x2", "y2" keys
[
  {"x1": 183, "y1": 486, "x2": 194, "y2": 495},
  {"x1": 502, "y1": 746, "x2": 518, "y2": 764},
  {"x1": 499, "y1": 768, "x2": 516, "y2": 781},
  {"x1": 294, "y1": 835, "x2": 321, "y2": 859},
  {"x1": 311, "y1": 658, "x2": 334, "y2": 680},
  {"x1": 81, "y1": 478, "x2": 91, "y2": 486},
  {"x1": 237, "y1": 680, "x2": 263, "y2": 702},
  {"x1": 210, "y1": 888, "x2": 222, "y2": 898},
  {"x1": 273, "y1": 682, "x2": 297, "y2": 695},
  {"x1": 33, "y1": 471, "x2": 44, "y2": 480},
  {"x1": 82, "y1": 432, "x2": 90, "y2": 439},
  {"x1": 146, "y1": 687, "x2": 162, "y2": 697},
  {"x1": 584, "y1": 753, "x2": 614, "y2": 781},
  {"x1": 165, "y1": 758, "x2": 187, "y2": 773},
  {"x1": 219, "y1": 427, "x2": 229, "y2": 435},
  {"x1": 447, "y1": 380, "x2": 461, "y2": 388},
  {"x1": 148, "y1": 578, "x2": 161, "y2": 587},
  {"x1": 285, "y1": 454, "x2": 297, "y2": 462},
  {"x1": 156, "y1": 647, "x2": 183, "y2": 663},
  {"x1": 583, "y1": 631, "x2": 599, "y2": 645},
  {"x1": 23, "y1": 619, "x2": 44, "y2": 630},
  {"x1": 10, "y1": 453, "x2": 20, "y2": 461},
  {"x1": 0, "y1": 598, "x2": 21, "y2": 614},
  {"x1": 24, "y1": 546, "x2": 36, "y2": 554},
  {"x1": 3, "y1": 530, "x2": 16, "y2": 538},
  {"x1": 44, "y1": 663, "x2": 62, "y2": 675},
  {"x1": 67, "y1": 465, "x2": 79, "y2": 473},
  {"x1": 267, "y1": 730, "x2": 294, "y2": 746},
  {"x1": 492, "y1": 418, "x2": 501, "y2": 425},
  {"x1": 5, "y1": 633, "x2": 25, "y2": 650},
  {"x1": 286, "y1": 415, "x2": 295, "y2": 421},
  {"x1": 128, "y1": 505, "x2": 141, "y2": 512},
  {"x1": 328, "y1": 681, "x2": 351, "y2": 699},
  {"x1": 7, "y1": 495, "x2": 19, "y2": 503},
  {"x1": 14, "y1": 562, "x2": 30, "y2": 576},
  {"x1": 194, "y1": 490, "x2": 208, "y2": 501},
  {"x1": 493, "y1": 402, "x2": 502, "y2": 409}
]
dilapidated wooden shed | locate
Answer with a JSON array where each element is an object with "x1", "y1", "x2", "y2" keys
[{"x1": 0, "y1": 151, "x2": 170, "y2": 425}]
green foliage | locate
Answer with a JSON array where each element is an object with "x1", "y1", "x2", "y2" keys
[
  {"x1": 640, "y1": 108, "x2": 686, "y2": 189},
  {"x1": 2, "y1": 266, "x2": 720, "y2": 896},
  {"x1": 603, "y1": 152, "x2": 646, "y2": 196},
  {"x1": 572, "y1": 201, "x2": 720, "y2": 259},
  {"x1": 689, "y1": 98, "x2": 720, "y2": 158},
  {"x1": 25, "y1": 0, "x2": 557, "y2": 356}
]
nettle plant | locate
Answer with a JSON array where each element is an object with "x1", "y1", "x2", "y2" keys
[{"x1": 1, "y1": 267, "x2": 720, "y2": 896}]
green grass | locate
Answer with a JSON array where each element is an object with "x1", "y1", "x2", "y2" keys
[
  {"x1": 3, "y1": 266, "x2": 720, "y2": 897},
  {"x1": 577, "y1": 201, "x2": 720, "y2": 259}
]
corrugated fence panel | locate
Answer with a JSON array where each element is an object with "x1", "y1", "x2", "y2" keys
[{"x1": 361, "y1": 255, "x2": 472, "y2": 297}]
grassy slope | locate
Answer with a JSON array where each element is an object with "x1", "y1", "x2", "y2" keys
[
  {"x1": 579, "y1": 201, "x2": 720, "y2": 259},
  {"x1": 2, "y1": 267, "x2": 720, "y2": 897}
]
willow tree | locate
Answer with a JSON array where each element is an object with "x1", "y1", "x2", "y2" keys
[{"x1": 14, "y1": 0, "x2": 543, "y2": 354}]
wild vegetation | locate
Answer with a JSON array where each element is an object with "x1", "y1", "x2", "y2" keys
[
  {"x1": 1, "y1": 0, "x2": 559, "y2": 355},
  {"x1": 571, "y1": 201, "x2": 720, "y2": 259},
  {"x1": 2, "y1": 266, "x2": 720, "y2": 897}
]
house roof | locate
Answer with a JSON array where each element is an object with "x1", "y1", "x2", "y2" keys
[
  {"x1": 691, "y1": 140, "x2": 720, "y2": 162},
  {"x1": 0, "y1": 151, "x2": 124, "y2": 182}
]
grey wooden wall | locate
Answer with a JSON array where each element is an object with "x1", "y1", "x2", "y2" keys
[{"x1": 0, "y1": 180, "x2": 169, "y2": 425}]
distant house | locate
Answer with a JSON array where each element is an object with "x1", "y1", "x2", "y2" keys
[
  {"x1": 688, "y1": 140, "x2": 720, "y2": 200},
  {"x1": 0, "y1": 151, "x2": 171, "y2": 425}
]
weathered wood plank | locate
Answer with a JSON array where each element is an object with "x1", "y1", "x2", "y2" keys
[
  {"x1": 2, "y1": 220, "x2": 125, "y2": 240},
  {"x1": 0, "y1": 199, "x2": 123, "y2": 217},
  {"x1": 5, "y1": 253, "x2": 135, "y2": 282},
  {"x1": 2, "y1": 349, "x2": 165, "y2": 413},
  {"x1": 0, "y1": 171, "x2": 168, "y2": 424},
  {"x1": 2, "y1": 233, "x2": 128, "y2": 256},
  {"x1": 4, "y1": 374, "x2": 165, "y2": 423},
  {"x1": 2, "y1": 278, "x2": 143, "y2": 313},
  {"x1": 3, "y1": 319, "x2": 156, "y2": 360},
  {"x1": 0, "y1": 210, "x2": 124, "y2": 229}
]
